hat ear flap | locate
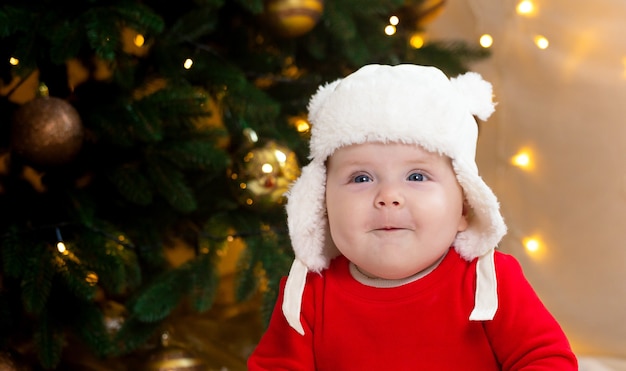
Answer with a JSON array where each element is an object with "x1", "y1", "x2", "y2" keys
[{"x1": 286, "y1": 160, "x2": 338, "y2": 272}]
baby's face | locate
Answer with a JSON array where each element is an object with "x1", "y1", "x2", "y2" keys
[{"x1": 325, "y1": 142, "x2": 468, "y2": 279}]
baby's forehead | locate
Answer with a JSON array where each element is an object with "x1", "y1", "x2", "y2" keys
[
  {"x1": 325, "y1": 142, "x2": 452, "y2": 167},
  {"x1": 327, "y1": 141, "x2": 444, "y2": 158}
]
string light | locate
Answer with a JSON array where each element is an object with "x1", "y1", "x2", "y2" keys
[
  {"x1": 409, "y1": 33, "x2": 426, "y2": 49},
  {"x1": 385, "y1": 25, "x2": 396, "y2": 36},
  {"x1": 183, "y1": 58, "x2": 193, "y2": 69},
  {"x1": 516, "y1": 0, "x2": 535, "y2": 15},
  {"x1": 479, "y1": 34, "x2": 493, "y2": 48},
  {"x1": 9, "y1": 57, "x2": 19, "y2": 66},
  {"x1": 389, "y1": 16, "x2": 399, "y2": 26},
  {"x1": 533, "y1": 35, "x2": 549, "y2": 49},
  {"x1": 293, "y1": 118, "x2": 310, "y2": 133},
  {"x1": 243, "y1": 127, "x2": 259, "y2": 143},
  {"x1": 511, "y1": 148, "x2": 534, "y2": 170},
  {"x1": 133, "y1": 34, "x2": 145, "y2": 47},
  {"x1": 522, "y1": 233, "x2": 541, "y2": 258},
  {"x1": 55, "y1": 227, "x2": 68, "y2": 255},
  {"x1": 521, "y1": 236, "x2": 547, "y2": 260},
  {"x1": 523, "y1": 237, "x2": 540, "y2": 252}
]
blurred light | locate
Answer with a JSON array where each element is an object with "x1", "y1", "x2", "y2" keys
[
  {"x1": 261, "y1": 163, "x2": 274, "y2": 173},
  {"x1": 244, "y1": 128, "x2": 259, "y2": 143},
  {"x1": 283, "y1": 64, "x2": 300, "y2": 78},
  {"x1": 183, "y1": 58, "x2": 193, "y2": 69},
  {"x1": 389, "y1": 16, "x2": 399, "y2": 26},
  {"x1": 85, "y1": 272, "x2": 98, "y2": 285},
  {"x1": 534, "y1": 35, "x2": 549, "y2": 49},
  {"x1": 9, "y1": 57, "x2": 19, "y2": 66},
  {"x1": 133, "y1": 34, "x2": 145, "y2": 47},
  {"x1": 479, "y1": 34, "x2": 494, "y2": 48},
  {"x1": 511, "y1": 149, "x2": 533, "y2": 170},
  {"x1": 57, "y1": 241, "x2": 67, "y2": 254},
  {"x1": 516, "y1": 0, "x2": 535, "y2": 15},
  {"x1": 274, "y1": 149, "x2": 287, "y2": 163},
  {"x1": 523, "y1": 237, "x2": 541, "y2": 253},
  {"x1": 385, "y1": 25, "x2": 396, "y2": 36},
  {"x1": 409, "y1": 33, "x2": 425, "y2": 49},
  {"x1": 295, "y1": 118, "x2": 310, "y2": 132}
]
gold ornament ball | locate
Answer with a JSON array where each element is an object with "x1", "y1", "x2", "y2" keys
[
  {"x1": 11, "y1": 96, "x2": 84, "y2": 167},
  {"x1": 228, "y1": 141, "x2": 300, "y2": 211},
  {"x1": 143, "y1": 346, "x2": 207, "y2": 371},
  {"x1": 264, "y1": 0, "x2": 324, "y2": 38}
]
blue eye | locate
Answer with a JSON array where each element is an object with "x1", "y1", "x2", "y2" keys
[
  {"x1": 408, "y1": 172, "x2": 427, "y2": 181},
  {"x1": 353, "y1": 175, "x2": 371, "y2": 183}
]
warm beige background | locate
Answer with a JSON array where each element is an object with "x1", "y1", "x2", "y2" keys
[{"x1": 429, "y1": 0, "x2": 626, "y2": 368}]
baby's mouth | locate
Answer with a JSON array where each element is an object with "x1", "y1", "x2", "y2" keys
[{"x1": 377, "y1": 226, "x2": 403, "y2": 231}]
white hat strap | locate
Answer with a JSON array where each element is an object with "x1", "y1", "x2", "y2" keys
[
  {"x1": 282, "y1": 249, "x2": 497, "y2": 336},
  {"x1": 282, "y1": 259, "x2": 308, "y2": 335},
  {"x1": 469, "y1": 248, "x2": 498, "y2": 320}
]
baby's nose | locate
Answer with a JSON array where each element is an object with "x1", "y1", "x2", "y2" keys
[
  {"x1": 377, "y1": 199, "x2": 401, "y2": 207},
  {"x1": 374, "y1": 186, "x2": 404, "y2": 208}
]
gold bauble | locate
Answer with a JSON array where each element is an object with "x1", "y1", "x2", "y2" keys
[
  {"x1": 143, "y1": 333, "x2": 206, "y2": 371},
  {"x1": 11, "y1": 96, "x2": 84, "y2": 167},
  {"x1": 143, "y1": 346, "x2": 206, "y2": 371},
  {"x1": 228, "y1": 140, "x2": 300, "y2": 211},
  {"x1": 264, "y1": 0, "x2": 324, "y2": 38}
]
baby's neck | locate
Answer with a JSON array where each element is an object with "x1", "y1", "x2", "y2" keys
[{"x1": 349, "y1": 251, "x2": 447, "y2": 288}]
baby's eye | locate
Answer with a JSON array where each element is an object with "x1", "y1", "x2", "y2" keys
[
  {"x1": 353, "y1": 174, "x2": 372, "y2": 183},
  {"x1": 407, "y1": 172, "x2": 428, "y2": 182}
]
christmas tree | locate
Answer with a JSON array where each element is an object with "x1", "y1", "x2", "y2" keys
[{"x1": 0, "y1": 0, "x2": 488, "y2": 369}]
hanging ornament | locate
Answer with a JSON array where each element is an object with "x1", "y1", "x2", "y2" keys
[
  {"x1": 10, "y1": 84, "x2": 84, "y2": 168},
  {"x1": 143, "y1": 331, "x2": 206, "y2": 371},
  {"x1": 228, "y1": 129, "x2": 300, "y2": 211},
  {"x1": 101, "y1": 300, "x2": 128, "y2": 337},
  {"x1": 263, "y1": 0, "x2": 324, "y2": 38}
]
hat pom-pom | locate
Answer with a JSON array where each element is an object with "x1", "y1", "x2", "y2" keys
[{"x1": 450, "y1": 72, "x2": 495, "y2": 121}]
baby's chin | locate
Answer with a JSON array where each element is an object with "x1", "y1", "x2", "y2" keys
[{"x1": 356, "y1": 251, "x2": 448, "y2": 280}]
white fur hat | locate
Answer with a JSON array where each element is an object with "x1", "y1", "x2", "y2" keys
[{"x1": 282, "y1": 64, "x2": 507, "y2": 335}]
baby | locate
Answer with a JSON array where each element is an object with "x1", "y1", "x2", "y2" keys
[{"x1": 248, "y1": 64, "x2": 578, "y2": 370}]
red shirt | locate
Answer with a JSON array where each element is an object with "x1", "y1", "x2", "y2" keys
[{"x1": 248, "y1": 248, "x2": 577, "y2": 370}]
